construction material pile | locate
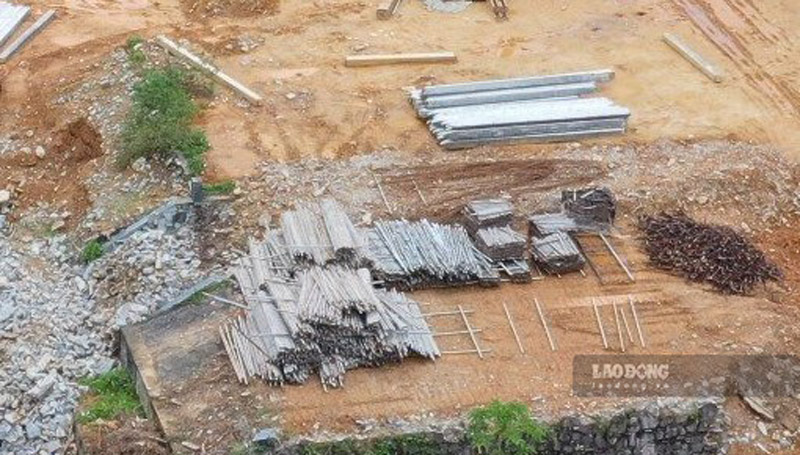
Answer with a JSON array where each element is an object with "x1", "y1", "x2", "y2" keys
[
  {"x1": 562, "y1": 187, "x2": 616, "y2": 225},
  {"x1": 222, "y1": 262, "x2": 439, "y2": 388},
  {"x1": 366, "y1": 219, "x2": 500, "y2": 289},
  {"x1": 277, "y1": 198, "x2": 370, "y2": 267},
  {"x1": 409, "y1": 70, "x2": 630, "y2": 150},
  {"x1": 639, "y1": 213, "x2": 782, "y2": 294},
  {"x1": 530, "y1": 232, "x2": 585, "y2": 273},
  {"x1": 474, "y1": 226, "x2": 526, "y2": 261},
  {"x1": 463, "y1": 198, "x2": 514, "y2": 233}
]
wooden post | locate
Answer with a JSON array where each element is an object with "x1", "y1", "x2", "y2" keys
[
  {"x1": 503, "y1": 303, "x2": 525, "y2": 354},
  {"x1": 592, "y1": 298, "x2": 609, "y2": 349},
  {"x1": 619, "y1": 304, "x2": 635, "y2": 344}
]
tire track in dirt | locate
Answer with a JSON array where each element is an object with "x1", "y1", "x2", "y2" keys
[{"x1": 672, "y1": 0, "x2": 800, "y2": 116}]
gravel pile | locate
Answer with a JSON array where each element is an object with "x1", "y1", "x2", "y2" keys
[{"x1": 0, "y1": 220, "x2": 205, "y2": 454}]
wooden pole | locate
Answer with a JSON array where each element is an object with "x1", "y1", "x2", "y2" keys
[
  {"x1": 613, "y1": 302, "x2": 625, "y2": 352},
  {"x1": 592, "y1": 298, "x2": 609, "y2": 349},
  {"x1": 412, "y1": 179, "x2": 427, "y2": 204},
  {"x1": 458, "y1": 305, "x2": 484, "y2": 359},
  {"x1": 534, "y1": 298, "x2": 557, "y2": 351},
  {"x1": 204, "y1": 292, "x2": 249, "y2": 309},
  {"x1": 503, "y1": 302, "x2": 525, "y2": 354},
  {"x1": 433, "y1": 329, "x2": 484, "y2": 337},
  {"x1": 629, "y1": 296, "x2": 646, "y2": 347}
]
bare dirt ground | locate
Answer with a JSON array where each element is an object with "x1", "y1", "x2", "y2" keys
[{"x1": 3, "y1": 0, "x2": 800, "y2": 182}]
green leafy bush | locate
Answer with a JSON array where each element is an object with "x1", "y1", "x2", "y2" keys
[
  {"x1": 81, "y1": 239, "x2": 104, "y2": 263},
  {"x1": 468, "y1": 401, "x2": 549, "y2": 455},
  {"x1": 118, "y1": 68, "x2": 209, "y2": 175},
  {"x1": 78, "y1": 368, "x2": 143, "y2": 423}
]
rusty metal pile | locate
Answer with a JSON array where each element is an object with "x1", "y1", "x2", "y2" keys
[{"x1": 639, "y1": 213, "x2": 782, "y2": 294}]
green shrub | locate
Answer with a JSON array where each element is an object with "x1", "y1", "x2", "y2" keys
[
  {"x1": 468, "y1": 401, "x2": 549, "y2": 455},
  {"x1": 81, "y1": 239, "x2": 104, "y2": 263},
  {"x1": 126, "y1": 34, "x2": 144, "y2": 51},
  {"x1": 78, "y1": 368, "x2": 143, "y2": 423},
  {"x1": 118, "y1": 67, "x2": 209, "y2": 175}
]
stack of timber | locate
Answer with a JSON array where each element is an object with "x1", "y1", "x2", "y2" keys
[
  {"x1": 463, "y1": 198, "x2": 513, "y2": 233},
  {"x1": 222, "y1": 263, "x2": 439, "y2": 388},
  {"x1": 409, "y1": 70, "x2": 630, "y2": 150},
  {"x1": 366, "y1": 219, "x2": 500, "y2": 289},
  {"x1": 277, "y1": 198, "x2": 370, "y2": 268},
  {"x1": 530, "y1": 232, "x2": 585, "y2": 273},
  {"x1": 562, "y1": 187, "x2": 616, "y2": 226}
]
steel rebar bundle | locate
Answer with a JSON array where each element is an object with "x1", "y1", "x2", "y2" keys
[
  {"x1": 639, "y1": 213, "x2": 782, "y2": 294},
  {"x1": 366, "y1": 219, "x2": 500, "y2": 289},
  {"x1": 221, "y1": 263, "x2": 439, "y2": 388}
]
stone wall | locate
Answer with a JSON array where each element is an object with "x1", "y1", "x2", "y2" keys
[{"x1": 278, "y1": 401, "x2": 726, "y2": 455}]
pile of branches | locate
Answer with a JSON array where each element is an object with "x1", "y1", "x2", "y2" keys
[{"x1": 639, "y1": 213, "x2": 782, "y2": 294}]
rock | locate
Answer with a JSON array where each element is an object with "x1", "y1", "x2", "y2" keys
[
  {"x1": 252, "y1": 427, "x2": 280, "y2": 448},
  {"x1": 28, "y1": 374, "x2": 57, "y2": 400},
  {"x1": 0, "y1": 189, "x2": 11, "y2": 206},
  {"x1": 758, "y1": 421, "x2": 769, "y2": 436},
  {"x1": 285, "y1": 92, "x2": 297, "y2": 100},
  {"x1": 34, "y1": 146, "x2": 46, "y2": 159},
  {"x1": 258, "y1": 213, "x2": 271, "y2": 229}
]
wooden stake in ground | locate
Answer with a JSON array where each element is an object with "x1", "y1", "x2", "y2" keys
[
  {"x1": 612, "y1": 302, "x2": 625, "y2": 352},
  {"x1": 156, "y1": 35, "x2": 264, "y2": 105},
  {"x1": 629, "y1": 295, "x2": 646, "y2": 347},
  {"x1": 663, "y1": 32, "x2": 724, "y2": 83},
  {"x1": 599, "y1": 233, "x2": 635, "y2": 282},
  {"x1": 533, "y1": 298, "x2": 557, "y2": 351},
  {"x1": 503, "y1": 302, "x2": 525, "y2": 354},
  {"x1": 592, "y1": 298, "x2": 609, "y2": 349},
  {"x1": 345, "y1": 52, "x2": 457, "y2": 67},
  {"x1": 458, "y1": 305, "x2": 484, "y2": 359}
]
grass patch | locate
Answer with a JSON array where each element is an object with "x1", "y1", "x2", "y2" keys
[
  {"x1": 78, "y1": 368, "x2": 143, "y2": 424},
  {"x1": 468, "y1": 400, "x2": 550, "y2": 455},
  {"x1": 125, "y1": 34, "x2": 146, "y2": 65},
  {"x1": 202, "y1": 180, "x2": 236, "y2": 195},
  {"x1": 118, "y1": 67, "x2": 209, "y2": 175},
  {"x1": 81, "y1": 239, "x2": 104, "y2": 264}
]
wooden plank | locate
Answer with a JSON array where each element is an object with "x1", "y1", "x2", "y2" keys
[
  {"x1": 619, "y1": 303, "x2": 635, "y2": 344},
  {"x1": 156, "y1": 35, "x2": 263, "y2": 104},
  {"x1": 458, "y1": 304, "x2": 483, "y2": 359},
  {"x1": 441, "y1": 348, "x2": 493, "y2": 355},
  {"x1": 423, "y1": 309, "x2": 475, "y2": 317},
  {"x1": 345, "y1": 52, "x2": 457, "y2": 68},
  {"x1": 0, "y1": 10, "x2": 55, "y2": 63},
  {"x1": 534, "y1": 298, "x2": 556, "y2": 352},
  {"x1": 433, "y1": 328, "x2": 484, "y2": 337},
  {"x1": 663, "y1": 32, "x2": 724, "y2": 83},
  {"x1": 592, "y1": 298, "x2": 609, "y2": 349},
  {"x1": 502, "y1": 303, "x2": 525, "y2": 354},
  {"x1": 0, "y1": 5, "x2": 31, "y2": 48}
]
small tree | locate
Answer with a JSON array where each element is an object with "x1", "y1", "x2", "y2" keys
[{"x1": 468, "y1": 400, "x2": 549, "y2": 455}]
